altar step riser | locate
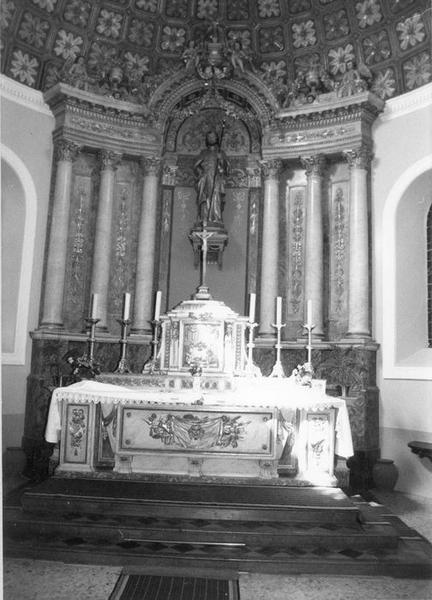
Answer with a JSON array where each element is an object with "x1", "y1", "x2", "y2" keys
[
  {"x1": 5, "y1": 509, "x2": 398, "y2": 550},
  {"x1": 4, "y1": 536, "x2": 432, "y2": 579},
  {"x1": 22, "y1": 493, "x2": 359, "y2": 526}
]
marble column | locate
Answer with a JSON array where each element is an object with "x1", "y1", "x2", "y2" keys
[
  {"x1": 343, "y1": 145, "x2": 372, "y2": 338},
  {"x1": 259, "y1": 159, "x2": 282, "y2": 338},
  {"x1": 301, "y1": 154, "x2": 326, "y2": 337},
  {"x1": 40, "y1": 139, "x2": 80, "y2": 328},
  {"x1": 90, "y1": 150, "x2": 121, "y2": 329},
  {"x1": 132, "y1": 156, "x2": 162, "y2": 333}
]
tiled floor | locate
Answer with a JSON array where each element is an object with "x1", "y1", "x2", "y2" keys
[{"x1": 3, "y1": 490, "x2": 432, "y2": 600}]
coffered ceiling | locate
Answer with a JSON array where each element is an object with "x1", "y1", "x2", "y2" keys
[{"x1": 1, "y1": 0, "x2": 431, "y2": 100}]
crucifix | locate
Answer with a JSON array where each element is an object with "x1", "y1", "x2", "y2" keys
[{"x1": 194, "y1": 224, "x2": 215, "y2": 299}]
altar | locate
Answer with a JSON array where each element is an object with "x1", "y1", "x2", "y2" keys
[{"x1": 45, "y1": 377, "x2": 353, "y2": 485}]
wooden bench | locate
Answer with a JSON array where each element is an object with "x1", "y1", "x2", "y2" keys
[{"x1": 408, "y1": 441, "x2": 432, "y2": 462}]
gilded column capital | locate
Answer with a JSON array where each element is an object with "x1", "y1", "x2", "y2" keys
[
  {"x1": 55, "y1": 139, "x2": 80, "y2": 162},
  {"x1": 162, "y1": 163, "x2": 178, "y2": 186},
  {"x1": 300, "y1": 154, "x2": 326, "y2": 177},
  {"x1": 99, "y1": 150, "x2": 122, "y2": 171},
  {"x1": 141, "y1": 155, "x2": 162, "y2": 176},
  {"x1": 343, "y1": 145, "x2": 373, "y2": 169},
  {"x1": 260, "y1": 159, "x2": 282, "y2": 180}
]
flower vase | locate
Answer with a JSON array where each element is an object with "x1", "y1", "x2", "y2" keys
[{"x1": 372, "y1": 458, "x2": 399, "y2": 491}]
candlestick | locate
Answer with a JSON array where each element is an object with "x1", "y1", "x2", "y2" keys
[
  {"x1": 270, "y1": 319, "x2": 286, "y2": 377},
  {"x1": 154, "y1": 290, "x2": 162, "y2": 321},
  {"x1": 122, "y1": 292, "x2": 131, "y2": 321},
  {"x1": 276, "y1": 296, "x2": 282, "y2": 326},
  {"x1": 113, "y1": 318, "x2": 131, "y2": 374},
  {"x1": 142, "y1": 318, "x2": 161, "y2": 374},
  {"x1": 249, "y1": 293, "x2": 256, "y2": 323},
  {"x1": 90, "y1": 293, "x2": 98, "y2": 319},
  {"x1": 245, "y1": 321, "x2": 261, "y2": 376},
  {"x1": 81, "y1": 316, "x2": 100, "y2": 369}
]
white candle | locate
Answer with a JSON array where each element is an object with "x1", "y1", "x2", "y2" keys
[
  {"x1": 248, "y1": 293, "x2": 256, "y2": 323},
  {"x1": 154, "y1": 290, "x2": 162, "y2": 321},
  {"x1": 276, "y1": 296, "x2": 282, "y2": 325},
  {"x1": 122, "y1": 292, "x2": 131, "y2": 320},
  {"x1": 306, "y1": 299, "x2": 313, "y2": 326},
  {"x1": 90, "y1": 293, "x2": 98, "y2": 319}
]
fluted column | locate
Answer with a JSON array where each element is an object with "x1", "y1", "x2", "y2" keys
[
  {"x1": 301, "y1": 154, "x2": 326, "y2": 337},
  {"x1": 259, "y1": 159, "x2": 282, "y2": 337},
  {"x1": 343, "y1": 145, "x2": 372, "y2": 338},
  {"x1": 90, "y1": 150, "x2": 121, "y2": 329},
  {"x1": 41, "y1": 139, "x2": 80, "y2": 328},
  {"x1": 132, "y1": 156, "x2": 162, "y2": 333}
]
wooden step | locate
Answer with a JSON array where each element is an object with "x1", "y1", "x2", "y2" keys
[
  {"x1": 21, "y1": 478, "x2": 361, "y2": 525},
  {"x1": 4, "y1": 506, "x2": 399, "y2": 550}
]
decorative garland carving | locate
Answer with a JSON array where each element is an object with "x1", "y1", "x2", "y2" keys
[
  {"x1": 289, "y1": 189, "x2": 305, "y2": 315},
  {"x1": 333, "y1": 187, "x2": 346, "y2": 314}
]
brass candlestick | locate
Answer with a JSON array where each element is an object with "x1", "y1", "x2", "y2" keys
[
  {"x1": 113, "y1": 318, "x2": 131, "y2": 374},
  {"x1": 270, "y1": 322, "x2": 286, "y2": 377},
  {"x1": 142, "y1": 319, "x2": 161, "y2": 374}
]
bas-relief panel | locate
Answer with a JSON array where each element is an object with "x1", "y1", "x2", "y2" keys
[
  {"x1": 328, "y1": 181, "x2": 350, "y2": 339},
  {"x1": 285, "y1": 185, "x2": 306, "y2": 339},
  {"x1": 63, "y1": 153, "x2": 98, "y2": 331},
  {"x1": 108, "y1": 160, "x2": 141, "y2": 332}
]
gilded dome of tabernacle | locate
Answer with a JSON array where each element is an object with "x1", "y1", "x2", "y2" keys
[{"x1": 2, "y1": 0, "x2": 430, "y2": 100}]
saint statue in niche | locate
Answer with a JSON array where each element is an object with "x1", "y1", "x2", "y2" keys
[{"x1": 194, "y1": 129, "x2": 229, "y2": 225}]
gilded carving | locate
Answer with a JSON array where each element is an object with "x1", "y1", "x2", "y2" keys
[{"x1": 55, "y1": 139, "x2": 80, "y2": 162}]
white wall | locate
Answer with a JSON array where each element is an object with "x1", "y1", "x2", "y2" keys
[
  {"x1": 372, "y1": 83, "x2": 432, "y2": 497},
  {"x1": 1, "y1": 75, "x2": 54, "y2": 449}
]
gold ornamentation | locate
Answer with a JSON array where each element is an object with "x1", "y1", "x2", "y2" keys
[{"x1": 260, "y1": 158, "x2": 282, "y2": 179}]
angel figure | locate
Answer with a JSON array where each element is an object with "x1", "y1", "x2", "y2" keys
[{"x1": 337, "y1": 59, "x2": 372, "y2": 97}]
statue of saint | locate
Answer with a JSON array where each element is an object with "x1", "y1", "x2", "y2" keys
[{"x1": 194, "y1": 130, "x2": 229, "y2": 225}]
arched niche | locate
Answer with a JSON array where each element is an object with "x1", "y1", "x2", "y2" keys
[{"x1": 161, "y1": 103, "x2": 262, "y2": 317}]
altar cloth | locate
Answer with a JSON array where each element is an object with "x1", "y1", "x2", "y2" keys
[{"x1": 45, "y1": 379, "x2": 354, "y2": 459}]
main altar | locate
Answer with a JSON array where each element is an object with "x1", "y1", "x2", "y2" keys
[{"x1": 45, "y1": 284, "x2": 353, "y2": 486}]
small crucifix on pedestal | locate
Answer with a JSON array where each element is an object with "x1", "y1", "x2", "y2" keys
[{"x1": 194, "y1": 224, "x2": 215, "y2": 300}]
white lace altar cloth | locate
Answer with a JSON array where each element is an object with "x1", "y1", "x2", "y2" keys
[{"x1": 45, "y1": 379, "x2": 353, "y2": 459}]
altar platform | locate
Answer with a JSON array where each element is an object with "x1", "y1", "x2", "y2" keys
[{"x1": 4, "y1": 477, "x2": 432, "y2": 577}]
